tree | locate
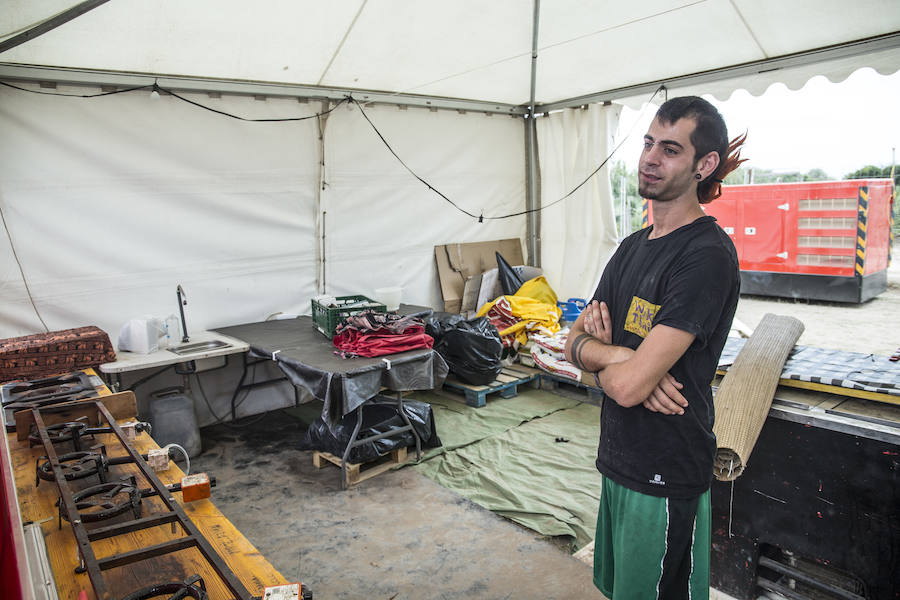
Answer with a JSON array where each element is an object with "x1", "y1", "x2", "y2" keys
[
  {"x1": 610, "y1": 161, "x2": 642, "y2": 236},
  {"x1": 844, "y1": 164, "x2": 899, "y2": 187}
]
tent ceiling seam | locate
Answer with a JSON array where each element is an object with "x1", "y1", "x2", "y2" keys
[
  {"x1": 316, "y1": 0, "x2": 368, "y2": 87},
  {"x1": 728, "y1": 0, "x2": 768, "y2": 58},
  {"x1": 396, "y1": 0, "x2": 706, "y2": 100},
  {"x1": 537, "y1": 0, "x2": 706, "y2": 53}
]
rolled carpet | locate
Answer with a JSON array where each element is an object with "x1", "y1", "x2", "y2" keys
[{"x1": 712, "y1": 313, "x2": 804, "y2": 481}]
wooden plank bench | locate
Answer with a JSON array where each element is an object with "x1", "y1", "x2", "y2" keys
[
  {"x1": 441, "y1": 366, "x2": 538, "y2": 408},
  {"x1": 312, "y1": 447, "x2": 409, "y2": 487}
]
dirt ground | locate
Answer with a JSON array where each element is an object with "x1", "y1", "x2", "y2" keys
[{"x1": 733, "y1": 259, "x2": 900, "y2": 357}]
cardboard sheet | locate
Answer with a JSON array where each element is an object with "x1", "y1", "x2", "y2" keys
[{"x1": 434, "y1": 239, "x2": 524, "y2": 313}]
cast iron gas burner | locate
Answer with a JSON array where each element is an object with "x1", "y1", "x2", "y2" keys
[
  {"x1": 36, "y1": 450, "x2": 109, "y2": 486},
  {"x1": 120, "y1": 575, "x2": 208, "y2": 600},
  {"x1": 29, "y1": 420, "x2": 91, "y2": 449},
  {"x1": 58, "y1": 478, "x2": 142, "y2": 528},
  {"x1": 2, "y1": 371, "x2": 103, "y2": 428},
  {"x1": 28, "y1": 419, "x2": 150, "y2": 450},
  {"x1": 30, "y1": 400, "x2": 252, "y2": 600}
]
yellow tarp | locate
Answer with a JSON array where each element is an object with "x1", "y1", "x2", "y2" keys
[{"x1": 476, "y1": 277, "x2": 561, "y2": 346}]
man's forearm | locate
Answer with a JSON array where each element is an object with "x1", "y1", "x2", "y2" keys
[{"x1": 565, "y1": 332, "x2": 633, "y2": 372}]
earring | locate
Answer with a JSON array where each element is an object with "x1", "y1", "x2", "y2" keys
[{"x1": 695, "y1": 173, "x2": 702, "y2": 180}]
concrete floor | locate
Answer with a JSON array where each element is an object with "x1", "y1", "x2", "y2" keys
[{"x1": 190, "y1": 408, "x2": 603, "y2": 600}]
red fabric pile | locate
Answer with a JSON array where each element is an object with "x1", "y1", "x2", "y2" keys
[{"x1": 333, "y1": 311, "x2": 434, "y2": 358}]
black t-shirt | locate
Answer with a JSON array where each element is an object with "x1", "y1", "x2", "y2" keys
[{"x1": 593, "y1": 215, "x2": 740, "y2": 498}]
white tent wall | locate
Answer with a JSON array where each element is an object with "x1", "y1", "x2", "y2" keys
[
  {"x1": 0, "y1": 83, "x2": 324, "y2": 423},
  {"x1": 0, "y1": 83, "x2": 531, "y2": 424},
  {"x1": 322, "y1": 103, "x2": 527, "y2": 308},
  {"x1": 0, "y1": 84, "x2": 322, "y2": 338},
  {"x1": 537, "y1": 104, "x2": 621, "y2": 301}
]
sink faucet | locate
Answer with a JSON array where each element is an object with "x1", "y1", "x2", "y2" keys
[{"x1": 176, "y1": 284, "x2": 190, "y2": 343}]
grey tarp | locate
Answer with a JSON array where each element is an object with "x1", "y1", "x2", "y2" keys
[{"x1": 214, "y1": 315, "x2": 448, "y2": 426}]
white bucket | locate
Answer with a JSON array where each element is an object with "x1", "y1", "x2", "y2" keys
[{"x1": 374, "y1": 287, "x2": 402, "y2": 311}]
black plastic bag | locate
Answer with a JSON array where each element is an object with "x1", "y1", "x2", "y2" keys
[
  {"x1": 435, "y1": 317, "x2": 503, "y2": 385},
  {"x1": 496, "y1": 251, "x2": 524, "y2": 296},
  {"x1": 301, "y1": 397, "x2": 441, "y2": 463},
  {"x1": 424, "y1": 312, "x2": 465, "y2": 343}
]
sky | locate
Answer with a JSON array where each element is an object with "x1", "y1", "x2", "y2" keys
[{"x1": 615, "y1": 67, "x2": 900, "y2": 180}]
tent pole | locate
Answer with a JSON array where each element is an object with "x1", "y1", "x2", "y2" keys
[
  {"x1": 315, "y1": 101, "x2": 332, "y2": 294},
  {"x1": 0, "y1": 0, "x2": 112, "y2": 54},
  {"x1": 525, "y1": 0, "x2": 541, "y2": 268}
]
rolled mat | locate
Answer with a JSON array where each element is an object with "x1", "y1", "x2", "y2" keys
[{"x1": 712, "y1": 313, "x2": 804, "y2": 481}]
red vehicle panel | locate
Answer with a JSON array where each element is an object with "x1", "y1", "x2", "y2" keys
[{"x1": 700, "y1": 180, "x2": 893, "y2": 277}]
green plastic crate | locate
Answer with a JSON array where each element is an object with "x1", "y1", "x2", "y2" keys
[{"x1": 311, "y1": 295, "x2": 386, "y2": 338}]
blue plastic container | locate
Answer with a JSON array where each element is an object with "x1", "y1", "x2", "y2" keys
[{"x1": 557, "y1": 298, "x2": 587, "y2": 324}]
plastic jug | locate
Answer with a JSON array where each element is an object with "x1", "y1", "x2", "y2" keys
[
  {"x1": 117, "y1": 315, "x2": 178, "y2": 353},
  {"x1": 149, "y1": 387, "x2": 202, "y2": 458}
]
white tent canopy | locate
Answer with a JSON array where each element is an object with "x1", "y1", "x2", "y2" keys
[
  {"x1": 2, "y1": 0, "x2": 899, "y2": 107},
  {"x1": 1, "y1": 0, "x2": 899, "y2": 348}
]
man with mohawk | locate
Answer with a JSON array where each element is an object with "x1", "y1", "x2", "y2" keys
[{"x1": 565, "y1": 96, "x2": 747, "y2": 599}]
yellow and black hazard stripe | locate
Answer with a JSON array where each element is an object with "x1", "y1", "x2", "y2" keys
[
  {"x1": 889, "y1": 171, "x2": 895, "y2": 266},
  {"x1": 641, "y1": 198, "x2": 649, "y2": 229},
  {"x1": 890, "y1": 201, "x2": 895, "y2": 266},
  {"x1": 855, "y1": 186, "x2": 869, "y2": 277}
]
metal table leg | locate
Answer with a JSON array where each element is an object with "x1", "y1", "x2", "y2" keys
[{"x1": 337, "y1": 391, "x2": 423, "y2": 489}]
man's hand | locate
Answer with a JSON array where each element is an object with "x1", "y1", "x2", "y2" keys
[
  {"x1": 581, "y1": 300, "x2": 612, "y2": 344},
  {"x1": 642, "y1": 373, "x2": 688, "y2": 415}
]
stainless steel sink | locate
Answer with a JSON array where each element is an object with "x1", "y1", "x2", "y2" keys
[{"x1": 168, "y1": 339, "x2": 232, "y2": 356}]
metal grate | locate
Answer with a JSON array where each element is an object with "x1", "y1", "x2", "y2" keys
[{"x1": 25, "y1": 400, "x2": 253, "y2": 600}]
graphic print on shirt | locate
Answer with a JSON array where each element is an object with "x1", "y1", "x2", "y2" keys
[{"x1": 624, "y1": 296, "x2": 660, "y2": 338}]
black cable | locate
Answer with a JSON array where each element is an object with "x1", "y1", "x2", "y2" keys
[
  {"x1": 349, "y1": 96, "x2": 480, "y2": 219},
  {"x1": 3, "y1": 75, "x2": 663, "y2": 221},
  {"x1": 194, "y1": 371, "x2": 270, "y2": 429},
  {"x1": 124, "y1": 364, "x2": 173, "y2": 392},
  {"x1": 350, "y1": 85, "x2": 666, "y2": 221},
  {"x1": 0, "y1": 201, "x2": 49, "y2": 332},
  {"x1": 0, "y1": 80, "x2": 152, "y2": 97},
  {"x1": 0, "y1": 79, "x2": 348, "y2": 122},
  {"x1": 157, "y1": 83, "x2": 349, "y2": 123}
]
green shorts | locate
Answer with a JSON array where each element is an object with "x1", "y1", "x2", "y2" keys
[{"x1": 594, "y1": 477, "x2": 710, "y2": 600}]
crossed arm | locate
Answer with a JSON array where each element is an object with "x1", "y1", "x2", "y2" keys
[{"x1": 563, "y1": 300, "x2": 695, "y2": 415}]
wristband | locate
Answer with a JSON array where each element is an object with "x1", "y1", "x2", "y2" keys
[{"x1": 593, "y1": 371, "x2": 602, "y2": 389}]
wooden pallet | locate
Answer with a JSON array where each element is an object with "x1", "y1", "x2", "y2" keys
[
  {"x1": 312, "y1": 446, "x2": 408, "y2": 487},
  {"x1": 441, "y1": 366, "x2": 538, "y2": 408},
  {"x1": 537, "y1": 371, "x2": 604, "y2": 403}
]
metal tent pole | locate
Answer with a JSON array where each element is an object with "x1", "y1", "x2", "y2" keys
[{"x1": 525, "y1": 0, "x2": 541, "y2": 268}]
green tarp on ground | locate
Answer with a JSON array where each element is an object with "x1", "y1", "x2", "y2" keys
[
  {"x1": 407, "y1": 388, "x2": 581, "y2": 455},
  {"x1": 411, "y1": 388, "x2": 603, "y2": 550}
]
